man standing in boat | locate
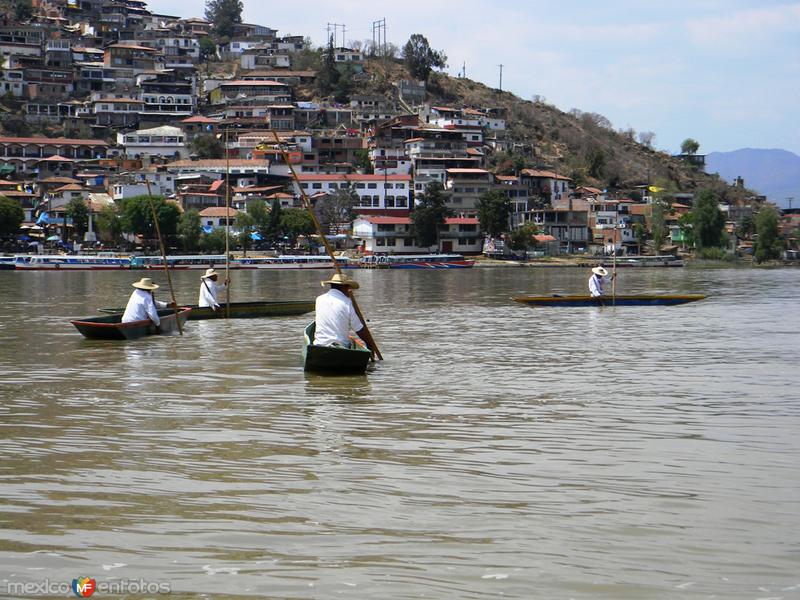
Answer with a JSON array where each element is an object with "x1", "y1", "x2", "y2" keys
[
  {"x1": 588, "y1": 266, "x2": 614, "y2": 297},
  {"x1": 122, "y1": 278, "x2": 172, "y2": 325},
  {"x1": 314, "y1": 273, "x2": 377, "y2": 355},
  {"x1": 198, "y1": 268, "x2": 229, "y2": 312}
]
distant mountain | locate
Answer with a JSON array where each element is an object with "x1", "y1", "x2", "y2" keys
[{"x1": 705, "y1": 148, "x2": 800, "y2": 208}]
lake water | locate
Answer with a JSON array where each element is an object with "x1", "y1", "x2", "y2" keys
[{"x1": 0, "y1": 265, "x2": 798, "y2": 599}]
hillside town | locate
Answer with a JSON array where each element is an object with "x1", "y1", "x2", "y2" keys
[{"x1": 0, "y1": 0, "x2": 797, "y2": 263}]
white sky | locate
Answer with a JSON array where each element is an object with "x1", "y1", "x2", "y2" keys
[{"x1": 147, "y1": 0, "x2": 800, "y2": 156}]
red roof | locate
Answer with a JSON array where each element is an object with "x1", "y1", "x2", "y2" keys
[
  {"x1": 534, "y1": 234, "x2": 557, "y2": 242},
  {"x1": 446, "y1": 217, "x2": 478, "y2": 225},
  {"x1": 219, "y1": 80, "x2": 286, "y2": 87},
  {"x1": 209, "y1": 180, "x2": 225, "y2": 192},
  {"x1": 359, "y1": 216, "x2": 410, "y2": 225},
  {"x1": 296, "y1": 174, "x2": 410, "y2": 182},
  {"x1": 0, "y1": 137, "x2": 107, "y2": 146},
  {"x1": 36, "y1": 155, "x2": 75, "y2": 162},
  {"x1": 446, "y1": 168, "x2": 490, "y2": 174},
  {"x1": 198, "y1": 206, "x2": 239, "y2": 217},
  {"x1": 180, "y1": 115, "x2": 220, "y2": 123},
  {"x1": 520, "y1": 168, "x2": 571, "y2": 181}
]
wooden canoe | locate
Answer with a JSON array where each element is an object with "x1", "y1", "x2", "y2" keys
[
  {"x1": 71, "y1": 308, "x2": 192, "y2": 340},
  {"x1": 98, "y1": 300, "x2": 315, "y2": 320},
  {"x1": 302, "y1": 321, "x2": 371, "y2": 374},
  {"x1": 512, "y1": 294, "x2": 707, "y2": 307}
]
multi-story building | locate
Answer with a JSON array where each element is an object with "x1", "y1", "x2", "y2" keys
[
  {"x1": 208, "y1": 80, "x2": 292, "y2": 105},
  {"x1": 293, "y1": 174, "x2": 411, "y2": 213},
  {"x1": 0, "y1": 136, "x2": 108, "y2": 176},
  {"x1": 352, "y1": 215, "x2": 482, "y2": 254},
  {"x1": 119, "y1": 125, "x2": 188, "y2": 160}
]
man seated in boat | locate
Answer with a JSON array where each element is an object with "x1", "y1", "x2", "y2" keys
[
  {"x1": 198, "y1": 268, "x2": 230, "y2": 312},
  {"x1": 588, "y1": 266, "x2": 614, "y2": 297},
  {"x1": 122, "y1": 278, "x2": 174, "y2": 325},
  {"x1": 314, "y1": 273, "x2": 377, "y2": 354}
]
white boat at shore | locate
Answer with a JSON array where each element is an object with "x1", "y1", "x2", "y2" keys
[
  {"x1": 236, "y1": 255, "x2": 353, "y2": 269},
  {"x1": 13, "y1": 254, "x2": 131, "y2": 270},
  {"x1": 130, "y1": 254, "x2": 353, "y2": 270}
]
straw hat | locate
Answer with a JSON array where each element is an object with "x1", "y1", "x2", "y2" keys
[
  {"x1": 592, "y1": 266, "x2": 608, "y2": 277},
  {"x1": 201, "y1": 268, "x2": 219, "y2": 279},
  {"x1": 132, "y1": 277, "x2": 159, "y2": 290},
  {"x1": 321, "y1": 273, "x2": 360, "y2": 289}
]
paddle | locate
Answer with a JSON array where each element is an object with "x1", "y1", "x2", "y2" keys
[
  {"x1": 143, "y1": 178, "x2": 182, "y2": 335},
  {"x1": 224, "y1": 127, "x2": 231, "y2": 319},
  {"x1": 267, "y1": 130, "x2": 383, "y2": 361}
]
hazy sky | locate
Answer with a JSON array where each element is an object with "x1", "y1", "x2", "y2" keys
[{"x1": 148, "y1": 0, "x2": 800, "y2": 156}]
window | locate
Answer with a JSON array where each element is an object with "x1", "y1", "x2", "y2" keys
[
  {"x1": 404, "y1": 238, "x2": 414, "y2": 246},
  {"x1": 355, "y1": 183, "x2": 365, "y2": 189},
  {"x1": 384, "y1": 183, "x2": 393, "y2": 189},
  {"x1": 328, "y1": 183, "x2": 336, "y2": 189},
  {"x1": 312, "y1": 183, "x2": 322, "y2": 189},
  {"x1": 386, "y1": 238, "x2": 396, "y2": 247},
  {"x1": 376, "y1": 238, "x2": 385, "y2": 246},
  {"x1": 396, "y1": 197, "x2": 407, "y2": 208},
  {"x1": 367, "y1": 183, "x2": 377, "y2": 189},
  {"x1": 377, "y1": 224, "x2": 394, "y2": 232},
  {"x1": 372, "y1": 195, "x2": 380, "y2": 207},
  {"x1": 385, "y1": 196, "x2": 395, "y2": 207}
]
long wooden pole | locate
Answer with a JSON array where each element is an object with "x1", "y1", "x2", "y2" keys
[
  {"x1": 612, "y1": 209, "x2": 617, "y2": 307},
  {"x1": 143, "y1": 177, "x2": 182, "y2": 335},
  {"x1": 224, "y1": 128, "x2": 231, "y2": 318},
  {"x1": 268, "y1": 129, "x2": 383, "y2": 360}
]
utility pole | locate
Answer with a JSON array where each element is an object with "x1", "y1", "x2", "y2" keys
[
  {"x1": 326, "y1": 23, "x2": 345, "y2": 47},
  {"x1": 788, "y1": 197, "x2": 794, "y2": 211},
  {"x1": 498, "y1": 64, "x2": 503, "y2": 91},
  {"x1": 462, "y1": 61, "x2": 466, "y2": 79},
  {"x1": 372, "y1": 18, "x2": 386, "y2": 57}
]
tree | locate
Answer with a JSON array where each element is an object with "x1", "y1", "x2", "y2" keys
[
  {"x1": 266, "y1": 199, "x2": 283, "y2": 243},
  {"x1": 189, "y1": 133, "x2": 223, "y2": 159},
  {"x1": 236, "y1": 211, "x2": 255, "y2": 256},
  {"x1": 13, "y1": 0, "x2": 33, "y2": 21},
  {"x1": 120, "y1": 195, "x2": 180, "y2": 239},
  {"x1": 402, "y1": 33, "x2": 447, "y2": 81},
  {"x1": 753, "y1": 205, "x2": 783, "y2": 263},
  {"x1": 633, "y1": 221, "x2": 648, "y2": 254},
  {"x1": 411, "y1": 181, "x2": 449, "y2": 249},
  {"x1": 638, "y1": 131, "x2": 656, "y2": 148},
  {"x1": 316, "y1": 36, "x2": 340, "y2": 97},
  {"x1": 200, "y1": 228, "x2": 227, "y2": 253},
  {"x1": 0, "y1": 196, "x2": 24, "y2": 238},
  {"x1": 677, "y1": 213, "x2": 694, "y2": 249},
  {"x1": 198, "y1": 36, "x2": 216, "y2": 61},
  {"x1": 692, "y1": 189, "x2": 725, "y2": 248},
  {"x1": 681, "y1": 138, "x2": 700, "y2": 155},
  {"x1": 650, "y1": 199, "x2": 669, "y2": 253},
  {"x1": 247, "y1": 199, "x2": 270, "y2": 239},
  {"x1": 177, "y1": 209, "x2": 201, "y2": 251},
  {"x1": 279, "y1": 208, "x2": 315, "y2": 246},
  {"x1": 96, "y1": 204, "x2": 123, "y2": 245},
  {"x1": 354, "y1": 148, "x2": 373, "y2": 174},
  {"x1": 737, "y1": 213, "x2": 755, "y2": 239},
  {"x1": 204, "y1": 0, "x2": 242, "y2": 39},
  {"x1": 316, "y1": 185, "x2": 359, "y2": 235},
  {"x1": 509, "y1": 222, "x2": 539, "y2": 252},
  {"x1": 477, "y1": 190, "x2": 511, "y2": 237},
  {"x1": 65, "y1": 197, "x2": 89, "y2": 240}
]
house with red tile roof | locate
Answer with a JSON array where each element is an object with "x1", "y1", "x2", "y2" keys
[{"x1": 352, "y1": 215, "x2": 482, "y2": 254}]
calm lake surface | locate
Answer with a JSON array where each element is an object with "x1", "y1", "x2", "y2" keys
[{"x1": 0, "y1": 265, "x2": 798, "y2": 599}]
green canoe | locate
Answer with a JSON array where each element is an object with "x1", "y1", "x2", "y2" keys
[
  {"x1": 71, "y1": 308, "x2": 192, "y2": 340},
  {"x1": 302, "y1": 321, "x2": 371, "y2": 374},
  {"x1": 99, "y1": 300, "x2": 315, "y2": 320}
]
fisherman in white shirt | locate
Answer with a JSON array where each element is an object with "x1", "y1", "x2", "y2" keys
[
  {"x1": 588, "y1": 265, "x2": 613, "y2": 297},
  {"x1": 313, "y1": 273, "x2": 376, "y2": 355},
  {"x1": 121, "y1": 278, "x2": 172, "y2": 325},
  {"x1": 198, "y1": 268, "x2": 229, "y2": 311}
]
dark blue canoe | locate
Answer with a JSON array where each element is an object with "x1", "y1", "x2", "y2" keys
[{"x1": 512, "y1": 294, "x2": 707, "y2": 307}]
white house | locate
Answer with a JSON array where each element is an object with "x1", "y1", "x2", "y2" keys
[
  {"x1": 110, "y1": 170, "x2": 176, "y2": 200},
  {"x1": 119, "y1": 126, "x2": 189, "y2": 160},
  {"x1": 293, "y1": 174, "x2": 411, "y2": 211},
  {"x1": 352, "y1": 215, "x2": 482, "y2": 254},
  {"x1": 199, "y1": 206, "x2": 239, "y2": 228}
]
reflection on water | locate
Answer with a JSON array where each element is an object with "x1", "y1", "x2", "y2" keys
[{"x1": 0, "y1": 266, "x2": 799, "y2": 599}]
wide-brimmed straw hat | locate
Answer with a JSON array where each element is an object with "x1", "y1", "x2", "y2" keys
[
  {"x1": 201, "y1": 268, "x2": 219, "y2": 279},
  {"x1": 592, "y1": 266, "x2": 608, "y2": 276},
  {"x1": 321, "y1": 273, "x2": 360, "y2": 289},
  {"x1": 132, "y1": 277, "x2": 159, "y2": 290}
]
